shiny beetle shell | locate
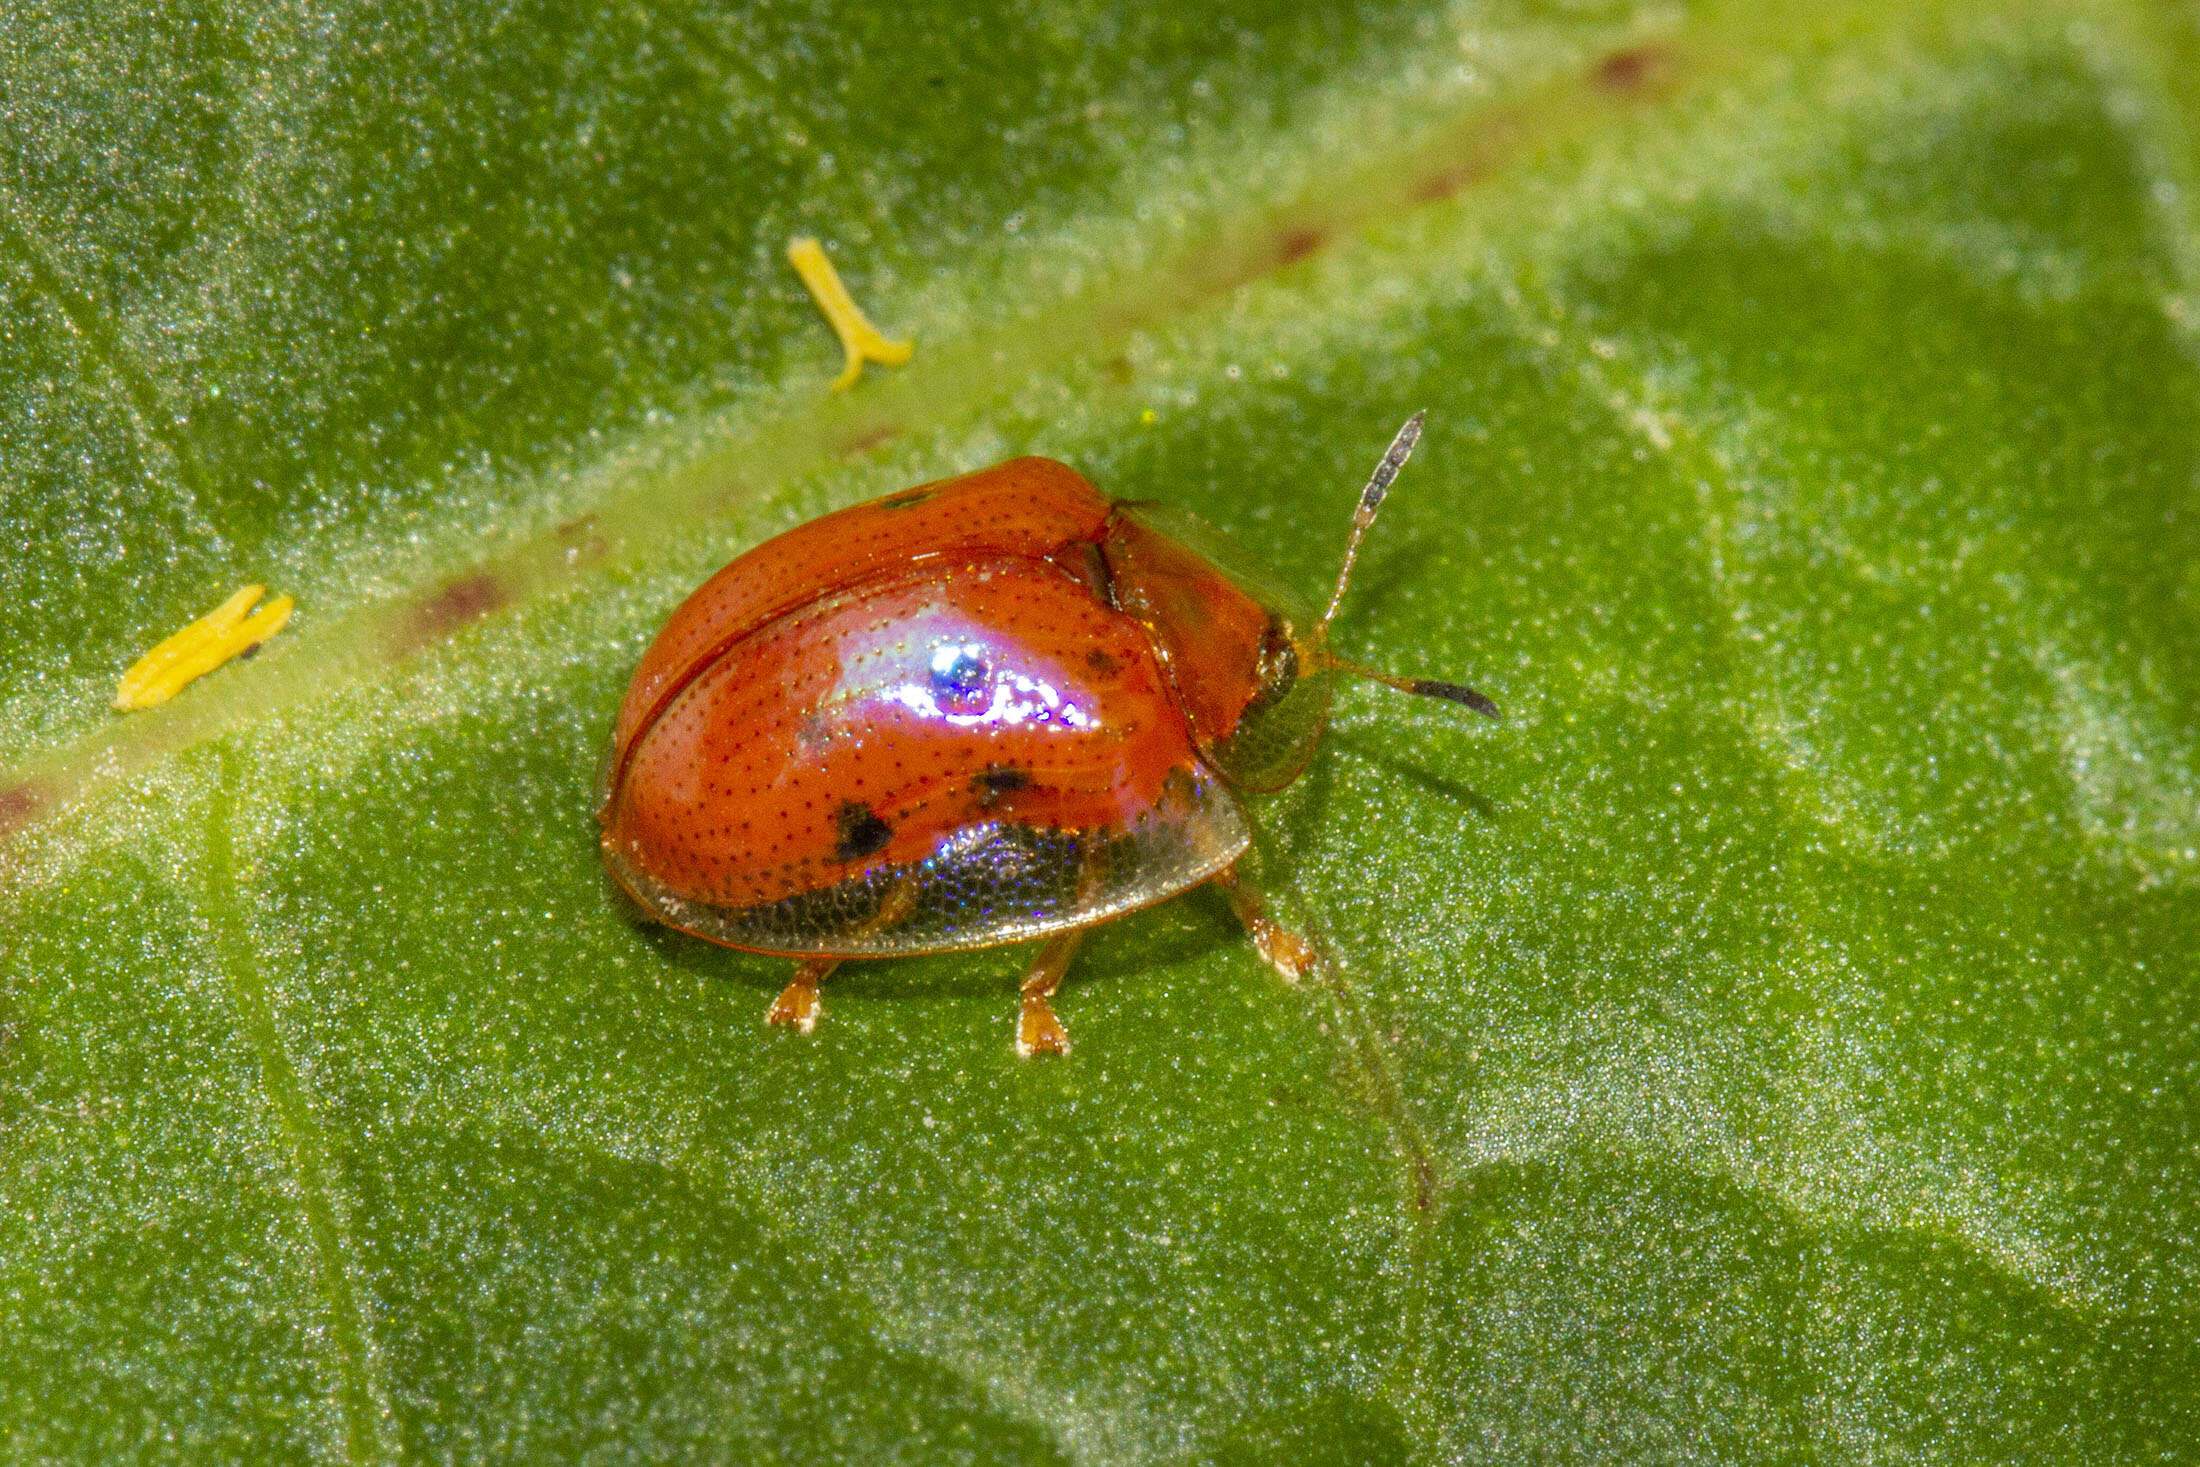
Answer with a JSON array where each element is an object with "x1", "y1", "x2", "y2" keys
[{"x1": 598, "y1": 457, "x2": 1334, "y2": 957}]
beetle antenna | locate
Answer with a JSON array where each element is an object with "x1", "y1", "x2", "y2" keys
[
  {"x1": 1321, "y1": 410, "x2": 1425, "y2": 630},
  {"x1": 1329, "y1": 654, "x2": 1501, "y2": 720},
  {"x1": 1317, "y1": 412, "x2": 1500, "y2": 721}
]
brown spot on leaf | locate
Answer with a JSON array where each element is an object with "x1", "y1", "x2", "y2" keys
[
  {"x1": 1409, "y1": 115, "x2": 1520, "y2": 205},
  {"x1": 837, "y1": 423, "x2": 902, "y2": 459},
  {"x1": 403, "y1": 572, "x2": 508, "y2": 653},
  {"x1": 1275, "y1": 226, "x2": 1327, "y2": 266},
  {"x1": 1596, "y1": 44, "x2": 1667, "y2": 92},
  {"x1": 556, "y1": 513, "x2": 609, "y2": 569},
  {"x1": 1413, "y1": 1155, "x2": 1438, "y2": 1212},
  {"x1": 1410, "y1": 165, "x2": 1476, "y2": 203},
  {"x1": 0, "y1": 781, "x2": 45, "y2": 840}
]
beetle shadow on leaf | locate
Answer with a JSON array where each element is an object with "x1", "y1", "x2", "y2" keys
[
  {"x1": 1325, "y1": 730, "x2": 1500, "y2": 821},
  {"x1": 600, "y1": 871, "x2": 786, "y2": 994},
  {"x1": 850, "y1": 898, "x2": 1242, "y2": 1005},
  {"x1": 1198, "y1": 1389, "x2": 1412, "y2": 1467},
  {"x1": 1240, "y1": 758, "x2": 1332, "y2": 892},
  {"x1": 1330, "y1": 533, "x2": 1443, "y2": 626},
  {"x1": 628, "y1": 922, "x2": 770, "y2": 990}
]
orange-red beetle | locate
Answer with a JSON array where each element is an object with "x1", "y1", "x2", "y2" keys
[{"x1": 599, "y1": 415, "x2": 1496, "y2": 1055}]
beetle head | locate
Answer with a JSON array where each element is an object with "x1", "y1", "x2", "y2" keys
[{"x1": 1102, "y1": 413, "x2": 1497, "y2": 793}]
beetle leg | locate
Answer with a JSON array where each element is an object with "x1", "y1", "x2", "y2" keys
[
  {"x1": 1212, "y1": 863, "x2": 1318, "y2": 983},
  {"x1": 766, "y1": 957, "x2": 840, "y2": 1034},
  {"x1": 1016, "y1": 929, "x2": 1085, "y2": 1058},
  {"x1": 764, "y1": 879, "x2": 914, "y2": 1036}
]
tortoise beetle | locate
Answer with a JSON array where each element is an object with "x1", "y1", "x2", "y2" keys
[{"x1": 598, "y1": 415, "x2": 1497, "y2": 1056}]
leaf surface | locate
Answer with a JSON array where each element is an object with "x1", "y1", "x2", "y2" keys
[{"x1": 4, "y1": 1, "x2": 2199, "y2": 1461}]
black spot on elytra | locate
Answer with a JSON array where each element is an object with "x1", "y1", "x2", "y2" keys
[
  {"x1": 1085, "y1": 647, "x2": 1120, "y2": 679},
  {"x1": 834, "y1": 801, "x2": 893, "y2": 862},
  {"x1": 970, "y1": 765, "x2": 1031, "y2": 807}
]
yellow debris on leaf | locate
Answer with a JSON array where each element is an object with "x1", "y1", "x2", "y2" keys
[
  {"x1": 114, "y1": 584, "x2": 294, "y2": 711},
  {"x1": 786, "y1": 236, "x2": 912, "y2": 391}
]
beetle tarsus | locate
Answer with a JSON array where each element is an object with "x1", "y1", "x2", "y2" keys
[
  {"x1": 1016, "y1": 996, "x2": 1072, "y2": 1058},
  {"x1": 766, "y1": 958, "x2": 838, "y2": 1034},
  {"x1": 1214, "y1": 863, "x2": 1319, "y2": 983},
  {"x1": 1248, "y1": 922, "x2": 1318, "y2": 984},
  {"x1": 1013, "y1": 929, "x2": 1085, "y2": 1058}
]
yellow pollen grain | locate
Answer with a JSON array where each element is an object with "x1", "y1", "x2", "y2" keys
[
  {"x1": 786, "y1": 236, "x2": 912, "y2": 391},
  {"x1": 114, "y1": 584, "x2": 294, "y2": 711}
]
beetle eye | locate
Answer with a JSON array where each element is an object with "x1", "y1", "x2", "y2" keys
[{"x1": 929, "y1": 643, "x2": 991, "y2": 705}]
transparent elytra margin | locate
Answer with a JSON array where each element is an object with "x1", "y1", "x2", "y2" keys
[{"x1": 602, "y1": 761, "x2": 1251, "y2": 957}]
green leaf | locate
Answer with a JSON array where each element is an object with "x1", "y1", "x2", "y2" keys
[{"x1": 5, "y1": 0, "x2": 2199, "y2": 1460}]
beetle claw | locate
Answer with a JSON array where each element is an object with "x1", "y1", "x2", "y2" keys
[
  {"x1": 766, "y1": 959, "x2": 835, "y2": 1034},
  {"x1": 766, "y1": 982, "x2": 820, "y2": 1033},
  {"x1": 1250, "y1": 924, "x2": 1318, "y2": 985},
  {"x1": 1015, "y1": 996, "x2": 1072, "y2": 1058}
]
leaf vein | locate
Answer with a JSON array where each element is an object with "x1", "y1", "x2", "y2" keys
[
  {"x1": 0, "y1": 186, "x2": 222, "y2": 536},
  {"x1": 202, "y1": 751, "x2": 393, "y2": 1466}
]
